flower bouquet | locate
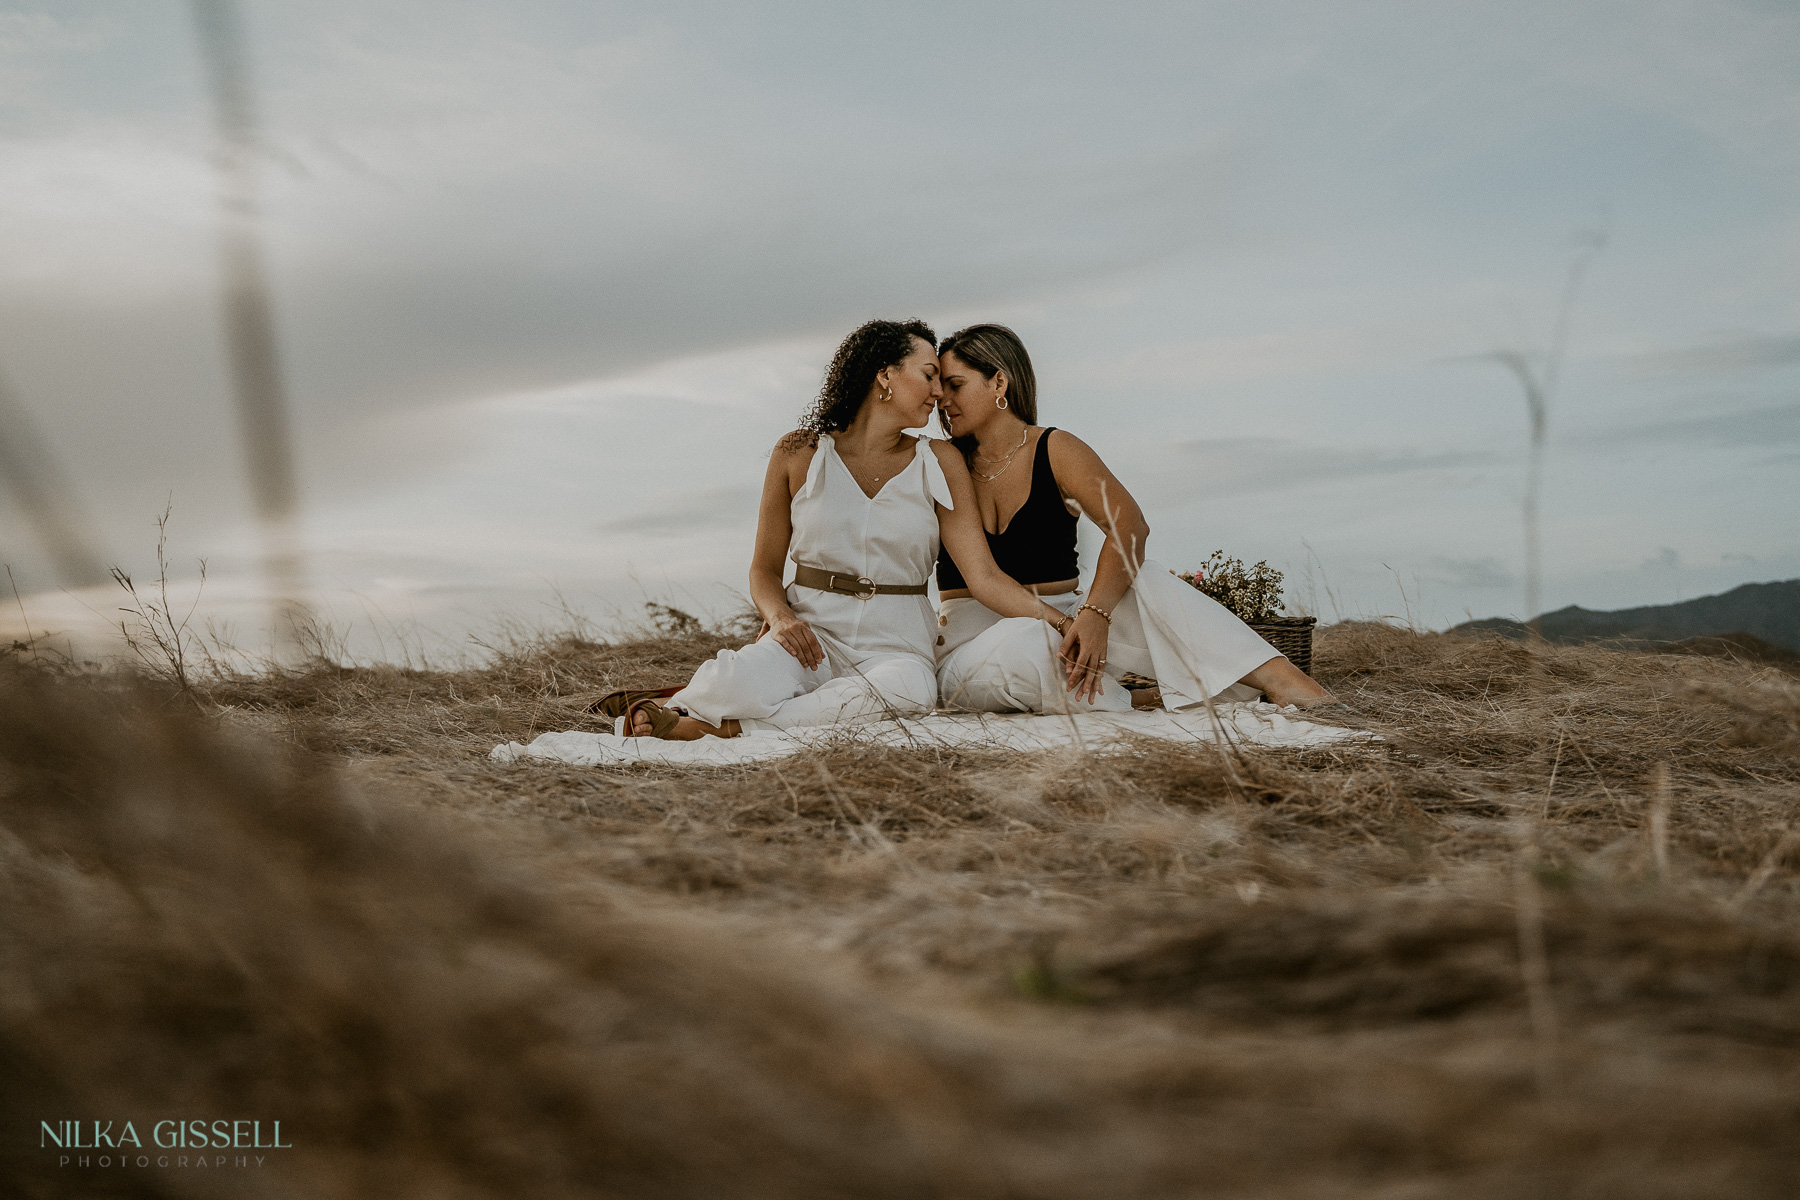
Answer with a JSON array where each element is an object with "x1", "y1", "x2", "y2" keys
[
  {"x1": 1174, "y1": 552, "x2": 1316, "y2": 674},
  {"x1": 1175, "y1": 551, "x2": 1286, "y2": 623}
]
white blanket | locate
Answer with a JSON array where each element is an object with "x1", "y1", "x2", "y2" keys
[{"x1": 489, "y1": 701, "x2": 1373, "y2": 768}]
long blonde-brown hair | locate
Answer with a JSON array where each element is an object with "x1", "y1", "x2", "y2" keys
[{"x1": 936, "y1": 324, "x2": 1039, "y2": 457}]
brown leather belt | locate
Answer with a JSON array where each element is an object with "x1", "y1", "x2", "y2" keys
[{"x1": 792, "y1": 563, "x2": 927, "y2": 600}]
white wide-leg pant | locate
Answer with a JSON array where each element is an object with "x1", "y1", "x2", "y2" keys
[
  {"x1": 668, "y1": 634, "x2": 937, "y2": 735},
  {"x1": 936, "y1": 559, "x2": 1284, "y2": 715}
]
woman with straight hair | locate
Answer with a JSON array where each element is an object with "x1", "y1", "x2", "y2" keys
[
  {"x1": 615, "y1": 318, "x2": 1085, "y2": 740},
  {"x1": 932, "y1": 322, "x2": 1331, "y2": 715}
]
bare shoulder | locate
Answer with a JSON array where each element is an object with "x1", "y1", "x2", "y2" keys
[
  {"x1": 1043, "y1": 426, "x2": 1139, "y2": 523},
  {"x1": 927, "y1": 437, "x2": 967, "y2": 470},
  {"x1": 1043, "y1": 427, "x2": 1111, "y2": 473},
  {"x1": 928, "y1": 438, "x2": 978, "y2": 490},
  {"x1": 774, "y1": 428, "x2": 819, "y2": 456},
  {"x1": 768, "y1": 431, "x2": 818, "y2": 498}
]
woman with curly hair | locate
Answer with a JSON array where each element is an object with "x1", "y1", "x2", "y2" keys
[
  {"x1": 932, "y1": 323, "x2": 1331, "y2": 714},
  {"x1": 618, "y1": 319, "x2": 1079, "y2": 740}
]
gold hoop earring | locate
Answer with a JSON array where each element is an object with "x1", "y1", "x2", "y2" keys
[{"x1": 882, "y1": 383, "x2": 892, "y2": 403}]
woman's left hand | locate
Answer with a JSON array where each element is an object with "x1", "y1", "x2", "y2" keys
[{"x1": 1058, "y1": 610, "x2": 1110, "y2": 702}]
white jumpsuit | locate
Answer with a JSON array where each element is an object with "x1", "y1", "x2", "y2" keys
[
  {"x1": 668, "y1": 434, "x2": 950, "y2": 734},
  {"x1": 936, "y1": 560, "x2": 1283, "y2": 715}
]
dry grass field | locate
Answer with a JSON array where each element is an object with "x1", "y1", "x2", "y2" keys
[{"x1": 4, "y1": 618, "x2": 1800, "y2": 1198}]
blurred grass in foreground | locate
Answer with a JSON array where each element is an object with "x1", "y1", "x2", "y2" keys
[{"x1": 2, "y1": 620, "x2": 1799, "y2": 1198}]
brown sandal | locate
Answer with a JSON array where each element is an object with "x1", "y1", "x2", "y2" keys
[
  {"x1": 586, "y1": 686, "x2": 681, "y2": 718},
  {"x1": 619, "y1": 697, "x2": 683, "y2": 739}
]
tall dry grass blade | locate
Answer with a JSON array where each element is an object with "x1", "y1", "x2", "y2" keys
[
  {"x1": 1729, "y1": 829, "x2": 1798, "y2": 913},
  {"x1": 190, "y1": 0, "x2": 307, "y2": 654},
  {"x1": 1477, "y1": 228, "x2": 1605, "y2": 638},
  {"x1": 0, "y1": 367, "x2": 108, "y2": 588},
  {"x1": 1541, "y1": 728, "x2": 1565, "y2": 820},
  {"x1": 5, "y1": 566, "x2": 32, "y2": 648},
  {"x1": 1300, "y1": 538, "x2": 1341, "y2": 623},
  {"x1": 813, "y1": 757, "x2": 893, "y2": 853},
  {"x1": 1090, "y1": 476, "x2": 1249, "y2": 793},
  {"x1": 1512, "y1": 823, "x2": 1560, "y2": 1098},
  {"x1": 108, "y1": 504, "x2": 209, "y2": 697},
  {"x1": 1650, "y1": 762, "x2": 1672, "y2": 883}
]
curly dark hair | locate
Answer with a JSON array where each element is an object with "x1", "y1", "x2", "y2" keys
[{"x1": 795, "y1": 319, "x2": 936, "y2": 438}]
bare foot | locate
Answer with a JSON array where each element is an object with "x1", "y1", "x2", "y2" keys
[
  {"x1": 623, "y1": 707, "x2": 740, "y2": 739},
  {"x1": 1239, "y1": 657, "x2": 1332, "y2": 709}
]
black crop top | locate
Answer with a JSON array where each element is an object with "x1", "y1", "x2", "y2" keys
[{"x1": 937, "y1": 427, "x2": 1080, "y2": 591}]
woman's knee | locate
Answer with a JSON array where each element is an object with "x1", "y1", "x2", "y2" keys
[
  {"x1": 937, "y1": 624, "x2": 1059, "y2": 711},
  {"x1": 743, "y1": 636, "x2": 824, "y2": 681},
  {"x1": 936, "y1": 651, "x2": 988, "y2": 709},
  {"x1": 871, "y1": 657, "x2": 937, "y2": 713},
  {"x1": 687, "y1": 637, "x2": 816, "y2": 701},
  {"x1": 992, "y1": 620, "x2": 1062, "y2": 675},
  {"x1": 939, "y1": 626, "x2": 1040, "y2": 703}
]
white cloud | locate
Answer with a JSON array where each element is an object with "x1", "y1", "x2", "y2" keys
[
  {"x1": 1163, "y1": 436, "x2": 1496, "y2": 499},
  {"x1": 1061, "y1": 324, "x2": 1428, "y2": 389},
  {"x1": 1422, "y1": 556, "x2": 1514, "y2": 589}
]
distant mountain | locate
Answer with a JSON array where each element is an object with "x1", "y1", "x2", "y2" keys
[
  {"x1": 1454, "y1": 579, "x2": 1800, "y2": 654},
  {"x1": 1657, "y1": 634, "x2": 1800, "y2": 675}
]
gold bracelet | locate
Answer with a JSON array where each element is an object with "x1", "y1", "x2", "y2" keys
[
  {"x1": 1078, "y1": 602, "x2": 1113, "y2": 625},
  {"x1": 1047, "y1": 610, "x2": 1071, "y2": 635}
]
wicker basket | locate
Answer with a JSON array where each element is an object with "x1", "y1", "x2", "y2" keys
[
  {"x1": 1248, "y1": 616, "x2": 1316, "y2": 676},
  {"x1": 1117, "y1": 615, "x2": 1317, "y2": 692}
]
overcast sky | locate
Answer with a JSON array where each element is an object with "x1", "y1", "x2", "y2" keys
[{"x1": 2, "y1": 0, "x2": 1797, "y2": 660}]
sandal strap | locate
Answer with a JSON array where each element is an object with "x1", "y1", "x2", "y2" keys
[
  {"x1": 587, "y1": 685, "x2": 681, "y2": 717},
  {"x1": 620, "y1": 697, "x2": 682, "y2": 739}
]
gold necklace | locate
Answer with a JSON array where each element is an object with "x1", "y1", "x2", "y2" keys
[
  {"x1": 974, "y1": 425, "x2": 1029, "y2": 462},
  {"x1": 971, "y1": 446, "x2": 1026, "y2": 482},
  {"x1": 971, "y1": 427, "x2": 1029, "y2": 482},
  {"x1": 838, "y1": 433, "x2": 907, "y2": 486}
]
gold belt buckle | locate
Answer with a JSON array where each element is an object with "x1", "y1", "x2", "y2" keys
[{"x1": 826, "y1": 571, "x2": 878, "y2": 600}]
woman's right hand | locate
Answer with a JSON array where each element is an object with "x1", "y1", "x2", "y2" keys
[{"x1": 768, "y1": 611, "x2": 825, "y2": 671}]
